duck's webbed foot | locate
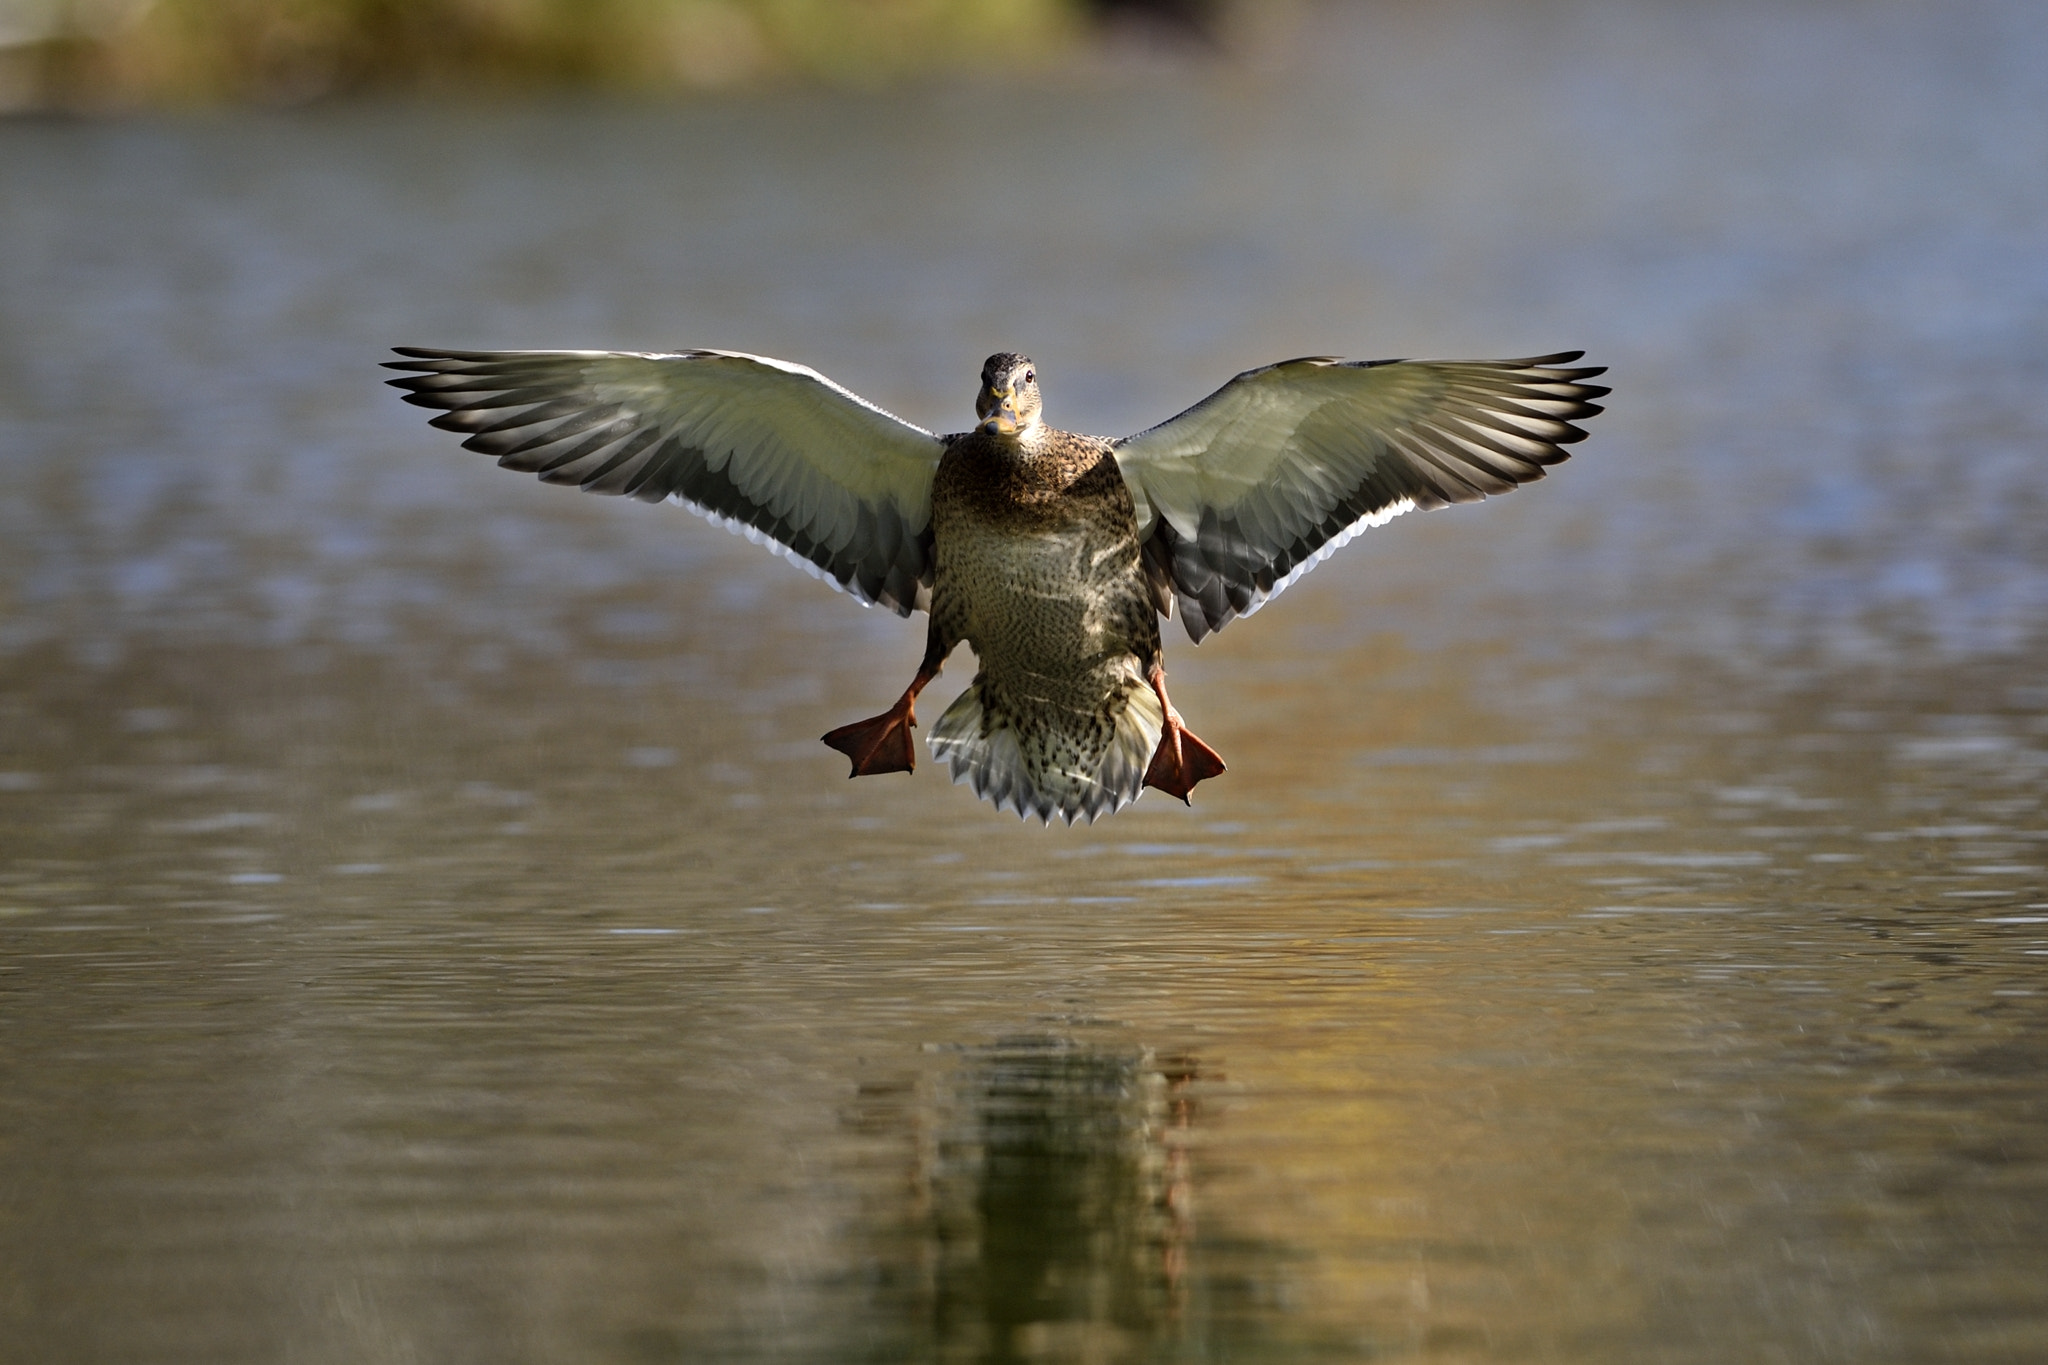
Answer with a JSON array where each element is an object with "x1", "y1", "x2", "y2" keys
[
  {"x1": 1142, "y1": 664, "x2": 1226, "y2": 803},
  {"x1": 823, "y1": 663, "x2": 939, "y2": 778}
]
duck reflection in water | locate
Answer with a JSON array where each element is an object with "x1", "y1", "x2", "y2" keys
[{"x1": 849, "y1": 1037, "x2": 1203, "y2": 1362}]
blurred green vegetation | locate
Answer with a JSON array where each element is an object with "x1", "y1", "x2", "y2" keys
[{"x1": 0, "y1": 0, "x2": 1108, "y2": 108}]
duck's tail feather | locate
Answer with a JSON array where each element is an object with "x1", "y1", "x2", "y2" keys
[{"x1": 928, "y1": 674, "x2": 1164, "y2": 825}]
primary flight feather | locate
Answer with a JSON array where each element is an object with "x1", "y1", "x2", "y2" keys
[{"x1": 386, "y1": 346, "x2": 1607, "y2": 823}]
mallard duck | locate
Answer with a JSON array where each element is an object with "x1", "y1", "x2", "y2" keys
[{"x1": 386, "y1": 346, "x2": 1607, "y2": 822}]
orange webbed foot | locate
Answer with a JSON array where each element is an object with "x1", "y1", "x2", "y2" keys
[
  {"x1": 822, "y1": 697, "x2": 919, "y2": 777},
  {"x1": 1143, "y1": 663, "x2": 1225, "y2": 804},
  {"x1": 1144, "y1": 720, "x2": 1226, "y2": 803}
]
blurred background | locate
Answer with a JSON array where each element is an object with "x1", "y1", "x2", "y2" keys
[
  {"x1": 3, "y1": 1, "x2": 2047, "y2": 1362},
  {"x1": 3, "y1": 0, "x2": 1230, "y2": 106}
]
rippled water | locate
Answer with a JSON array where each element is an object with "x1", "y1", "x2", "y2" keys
[{"x1": 4, "y1": 1, "x2": 2047, "y2": 1360}]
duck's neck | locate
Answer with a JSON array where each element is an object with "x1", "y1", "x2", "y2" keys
[{"x1": 964, "y1": 426, "x2": 1042, "y2": 469}]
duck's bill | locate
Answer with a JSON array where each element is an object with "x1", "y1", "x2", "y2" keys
[{"x1": 980, "y1": 395, "x2": 1021, "y2": 433}]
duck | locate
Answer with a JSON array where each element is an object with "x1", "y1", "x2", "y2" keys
[{"x1": 386, "y1": 345, "x2": 1607, "y2": 822}]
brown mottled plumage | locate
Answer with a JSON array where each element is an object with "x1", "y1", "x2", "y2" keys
[
  {"x1": 385, "y1": 344, "x2": 1607, "y2": 823},
  {"x1": 919, "y1": 356, "x2": 1210, "y2": 820},
  {"x1": 816, "y1": 353, "x2": 1218, "y2": 821}
]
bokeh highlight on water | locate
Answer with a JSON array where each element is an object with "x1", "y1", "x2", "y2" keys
[{"x1": 3, "y1": 1, "x2": 2046, "y2": 1360}]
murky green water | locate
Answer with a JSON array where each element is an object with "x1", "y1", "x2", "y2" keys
[{"x1": 4, "y1": 1, "x2": 2047, "y2": 1360}]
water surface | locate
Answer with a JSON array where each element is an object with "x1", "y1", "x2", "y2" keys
[{"x1": 4, "y1": 2, "x2": 2047, "y2": 1360}]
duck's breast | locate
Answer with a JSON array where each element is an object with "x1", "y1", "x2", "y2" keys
[{"x1": 933, "y1": 442, "x2": 1155, "y2": 682}]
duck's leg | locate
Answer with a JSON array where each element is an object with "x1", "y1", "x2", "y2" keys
[
  {"x1": 1143, "y1": 662, "x2": 1226, "y2": 802},
  {"x1": 822, "y1": 631, "x2": 953, "y2": 778}
]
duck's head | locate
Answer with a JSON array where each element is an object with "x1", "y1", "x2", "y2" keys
[{"x1": 975, "y1": 353, "x2": 1042, "y2": 436}]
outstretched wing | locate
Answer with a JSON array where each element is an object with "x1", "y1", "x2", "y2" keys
[
  {"x1": 1112, "y1": 352, "x2": 1608, "y2": 641},
  {"x1": 384, "y1": 348, "x2": 946, "y2": 615}
]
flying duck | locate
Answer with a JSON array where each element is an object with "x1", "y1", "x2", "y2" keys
[{"x1": 386, "y1": 346, "x2": 1607, "y2": 822}]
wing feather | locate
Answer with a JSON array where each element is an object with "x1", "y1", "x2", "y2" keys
[
  {"x1": 385, "y1": 348, "x2": 945, "y2": 615},
  {"x1": 1113, "y1": 353, "x2": 1607, "y2": 640}
]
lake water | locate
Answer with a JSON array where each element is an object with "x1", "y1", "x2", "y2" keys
[{"x1": 3, "y1": 1, "x2": 2046, "y2": 1360}]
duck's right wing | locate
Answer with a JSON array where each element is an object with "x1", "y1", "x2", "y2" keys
[{"x1": 385, "y1": 348, "x2": 946, "y2": 615}]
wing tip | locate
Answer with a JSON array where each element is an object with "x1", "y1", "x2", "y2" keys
[{"x1": 384, "y1": 346, "x2": 488, "y2": 370}]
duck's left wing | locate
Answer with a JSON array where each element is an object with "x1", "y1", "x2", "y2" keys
[
  {"x1": 1112, "y1": 353, "x2": 1608, "y2": 641},
  {"x1": 385, "y1": 348, "x2": 945, "y2": 615}
]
